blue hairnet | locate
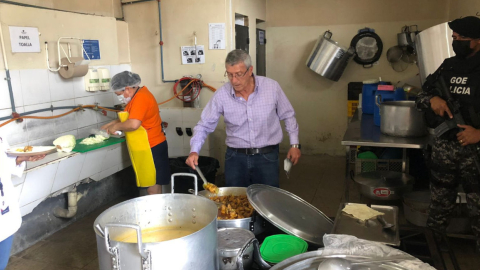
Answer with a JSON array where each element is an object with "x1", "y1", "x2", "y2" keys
[{"x1": 110, "y1": 71, "x2": 141, "y2": 91}]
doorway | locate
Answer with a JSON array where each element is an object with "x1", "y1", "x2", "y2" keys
[
  {"x1": 256, "y1": 19, "x2": 266, "y2": 76},
  {"x1": 235, "y1": 13, "x2": 249, "y2": 53}
]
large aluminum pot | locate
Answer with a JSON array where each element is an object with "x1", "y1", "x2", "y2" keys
[
  {"x1": 197, "y1": 187, "x2": 266, "y2": 235},
  {"x1": 415, "y1": 22, "x2": 454, "y2": 84},
  {"x1": 379, "y1": 100, "x2": 427, "y2": 137},
  {"x1": 93, "y1": 173, "x2": 219, "y2": 270},
  {"x1": 306, "y1": 31, "x2": 355, "y2": 82}
]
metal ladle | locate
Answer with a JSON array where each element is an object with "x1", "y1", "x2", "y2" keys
[
  {"x1": 377, "y1": 215, "x2": 395, "y2": 230},
  {"x1": 195, "y1": 165, "x2": 219, "y2": 194},
  {"x1": 187, "y1": 189, "x2": 223, "y2": 207},
  {"x1": 317, "y1": 256, "x2": 413, "y2": 270}
]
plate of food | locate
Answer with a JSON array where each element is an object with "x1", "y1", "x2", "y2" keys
[{"x1": 6, "y1": 146, "x2": 57, "y2": 157}]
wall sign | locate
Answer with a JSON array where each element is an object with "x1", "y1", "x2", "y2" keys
[
  {"x1": 9, "y1": 26, "x2": 40, "y2": 53},
  {"x1": 83, "y1": 39, "x2": 101, "y2": 60},
  {"x1": 181, "y1": 45, "x2": 205, "y2": 65},
  {"x1": 209, "y1": 23, "x2": 225, "y2": 50}
]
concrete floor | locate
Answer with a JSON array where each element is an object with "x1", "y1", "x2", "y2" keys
[{"x1": 6, "y1": 154, "x2": 479, "y2": 270}]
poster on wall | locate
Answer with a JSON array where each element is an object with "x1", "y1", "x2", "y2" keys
[
  {"x1": 209, "y1": 23, "x2": 225, "y2": 50},
  {"x1": 9, "y1": 26, "x2": 40, "y2": 53},
  {"x1": 83, "y1": 40, "x2": 101, "y2": 60},
  {"x1": 181, "y1": 45, "x2": 205, "y2": 64}
]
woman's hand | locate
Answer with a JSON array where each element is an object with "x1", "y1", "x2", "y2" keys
[{"x1": 16, "y1": 154, "x2": 46, "y2": 165}]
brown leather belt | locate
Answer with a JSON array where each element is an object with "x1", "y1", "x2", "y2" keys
[{"x1": 228, "y1": 145, "x2": 278, "y2": 155}]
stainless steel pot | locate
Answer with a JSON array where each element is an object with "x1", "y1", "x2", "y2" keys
[
  {"x1": 218, "y1": 228, "x2": 254, "y2": 270},
  {"x1": 397, "y1": 25, "x2": 418, "y2": 47},
  {"x1": 306, "y1": 31, "x2": 355, "y2": 81},
  {"x1": 94, "y1": 173, "x2": 219, "y2": 270},
  {"x1": 197, "y1": 187, "x2": 267, "y2": 235},
  {"x1": 353, "y1": 171, "x2": 415, "y2": 200},
  {"x1": 377, "y1": 100, "x2": 427, "y2": 137},
  {"x1": 415, "y1": 22, "x2": 454, "y2": 84}
]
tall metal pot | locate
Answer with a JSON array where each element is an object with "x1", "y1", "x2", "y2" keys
[
  {"x1": 306, "y1": 31, "x2": 355, "y2": 81},
  {"x1": 93, "y1": 173, "x2": 219, "y2": 270},
  {"x1": 378, "y1": 100, "x2": 427, "y2": 137},
  {"x1": 415, "y1": 22, "x2": 453, "y2": 84},
  {"x1": 197, "y1": 187, "x2": 266, "y2": 235}
]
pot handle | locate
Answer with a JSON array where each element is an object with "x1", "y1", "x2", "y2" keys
[
  {"x1": 236, "y1": 238, "x2": 271, "y2": 270},
  {"x1": 323, "y1": 30, "x2": 332, "y2": 40},
  {"x1": 104, "y1": 223, "x2": 152, "y2": 269},
  {"x1": 375, "y1": 94, "x2": 383, "y2": 107},
  {"x1": 171, "y1": 173, "x2": 198, "y2": 195}
]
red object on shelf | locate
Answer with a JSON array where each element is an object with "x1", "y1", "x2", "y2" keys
[{"x1": 377, "y1": 85, "x2": 395, "y2": 91}]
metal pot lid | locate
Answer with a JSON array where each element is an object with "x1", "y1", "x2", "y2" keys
[
  {"x1": 246, "y1": 184, "x2": 333, "y2": 246},
  {"x1": 354, "y1": 171, "x2": 414, "y2": 188},
  {"x1": 218, "y1": 227, "x2": 255, "y2": 252}
]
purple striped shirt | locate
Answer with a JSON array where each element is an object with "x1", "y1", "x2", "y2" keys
[{"x1": 190, "y1": 75, "x2": 299, "y2": 153}]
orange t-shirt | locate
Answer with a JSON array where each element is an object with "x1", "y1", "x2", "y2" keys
[{"x1": 125, "y1": 86, "x2": 166, "y2": 148}]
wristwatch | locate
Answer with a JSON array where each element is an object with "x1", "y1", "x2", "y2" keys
[{"x1": 291, "y1": 144, "x2": 301, "y2": 149}]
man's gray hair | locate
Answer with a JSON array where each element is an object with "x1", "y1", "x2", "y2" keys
[{"x1": 225, "y1": 49, "x2": 251, "y2": 68}]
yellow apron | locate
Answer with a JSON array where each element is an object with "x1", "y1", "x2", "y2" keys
[{"x1": 118, "y1": 111, "x2": 156, "y2": 187}]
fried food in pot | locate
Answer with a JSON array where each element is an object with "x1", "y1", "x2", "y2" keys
[{"x1": 210, "y1": 195, "x2": 254, "y2": 220}]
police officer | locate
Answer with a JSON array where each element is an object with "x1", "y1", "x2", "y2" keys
[{"x1": 416, "y1": 16, "x2": 480, "y2": 251}]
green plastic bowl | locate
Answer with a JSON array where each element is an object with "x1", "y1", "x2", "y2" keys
[{"x1": 260, "y1": 234, "x2": 308, "y2": 264}]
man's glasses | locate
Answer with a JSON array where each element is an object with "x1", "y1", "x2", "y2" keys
[{"x1": 224, "y1": 68, "x2": 249, "y2": 79}]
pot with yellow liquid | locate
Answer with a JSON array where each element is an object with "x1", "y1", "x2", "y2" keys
[{"x1": 94, "y1": 173, "x2": 218, "y2": 270}]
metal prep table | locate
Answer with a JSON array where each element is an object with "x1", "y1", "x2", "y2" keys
[{"x1": 341, "y1": 111, "x2": 431, "y2": 202}]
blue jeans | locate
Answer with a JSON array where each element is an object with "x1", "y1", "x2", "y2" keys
[
  {"x1": 224, "y1": 146, "x2": 279, "y2": 187},
  {"x1": 0, "y1": 235, "x2": 14, "y2": 270}
]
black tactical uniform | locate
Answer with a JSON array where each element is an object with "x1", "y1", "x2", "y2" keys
[{"x1": 416, "y1": 16, "x2": 480, "y2": 250}]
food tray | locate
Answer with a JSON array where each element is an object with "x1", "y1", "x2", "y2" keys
[
  {"x1": 331, "y1": 203, "x2": 400, "y2": 246},
  {"x1": 6, "y1": 146, "x2": 57, "y2": 157}
]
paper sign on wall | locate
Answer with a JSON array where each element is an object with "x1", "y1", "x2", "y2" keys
[
  {"x1": 9, "y1": 26, "x2": 40, "y2": 53},
  {"x1": 181, "y1": 45, "x2": 205, "y2": 65},
  {"x1": 209, "y1": 23, "x2": 225, "y2": 50},
  {"x1": 83, "y1": 40, "x2": 101, "y2": 60}
]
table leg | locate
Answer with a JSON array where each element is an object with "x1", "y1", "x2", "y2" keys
[{"x1": 344, "y1": 146, "x2": 351, "y2": 202}]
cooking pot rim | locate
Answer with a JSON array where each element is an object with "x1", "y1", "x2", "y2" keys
[
  {"x1": 93, "y1": 194, "x2": 218, "y2": 231},
  {"x1": 381, "y1": 100, "x2": 415, "y2": 107}
]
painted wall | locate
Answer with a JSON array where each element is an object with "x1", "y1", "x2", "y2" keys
[
  {"x1": 3, "y1": 0, "x2": 120, "y2": 17},
  {"x1": 265, "y1": 0, "x2": 449, "y2": 155},
  {"x1": 448, "y1": 0, "x2": 480, "y2": 20}
]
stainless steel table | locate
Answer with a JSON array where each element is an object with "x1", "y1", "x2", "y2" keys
[{"x1": 341, "y1": 111, "x2": 431, "y2": 201}]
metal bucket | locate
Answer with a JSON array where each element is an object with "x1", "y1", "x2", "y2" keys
[
  {"x1": 306, "y1": 31, "x2": 355, "y2": 81},
  {"x1": 197, "y1": 187, "x2": 267, "y2": 235},
  {"x1": 94, "y1": 173, "x2": 219, "y2": 270},
  {"x1": 379, "y1": 101, "x2": 427, "y2": 137},
  {"x1": 415, "y1": 22, "x2": 454, "y2": 84}
]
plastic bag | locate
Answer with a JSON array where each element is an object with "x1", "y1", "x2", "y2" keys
[{"x1": 322, "y1": 234, "x2": 436, "y2": 270}]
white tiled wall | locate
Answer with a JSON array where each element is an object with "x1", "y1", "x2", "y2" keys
[
  {"x1": 0, "y1": 65, "x2": 132, "y2": 216},
  {"x1": 160, "y1": 107, "x2": 217, "y2": 157}
]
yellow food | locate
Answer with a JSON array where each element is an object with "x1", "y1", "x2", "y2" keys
[
  {"x1": 209, "y1": 195, "x2": 254, "y2": 220},
  {"x1": 114, "y1": 226, "x2": 197, "y2": 243},
  {"x1": 16, "y1": 146, "x2": 33, "y2": 152},
  {"x1": 204, "y1": 183, "x2": 219, "y2": 194}
]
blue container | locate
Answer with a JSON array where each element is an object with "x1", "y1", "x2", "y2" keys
[
  {"x1": 374, "y1": 88, "x2": 406, "y2": 126},
  {"x1": 362, "y1": 80, "x2": 379, "y2": 115}
]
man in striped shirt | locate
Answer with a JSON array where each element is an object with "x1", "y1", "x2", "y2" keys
[{"x1": 186, "y1": 50, "x2": 300, "y2": 187}]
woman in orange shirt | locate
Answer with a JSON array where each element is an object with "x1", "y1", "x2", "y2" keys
[{"x1": 101, "y1": 71, "x2": 170, "y2": 195}]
